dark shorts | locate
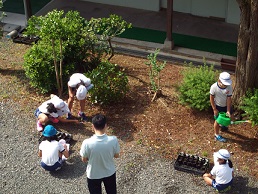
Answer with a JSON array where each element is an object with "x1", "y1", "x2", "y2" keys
[
  {"x1": 214, "y1": 105, "x2": 233, "y2": 119},
  {"x1": 212, "y1": 179, "x2": 233, "y2": 191},
  {"x1": 41, "y1": 158, "x2": 62, "y2": 171}
]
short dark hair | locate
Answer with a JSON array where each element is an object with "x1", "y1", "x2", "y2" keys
[{"x1": 92, "y1": 114, "x2": 106, "y2": 130}]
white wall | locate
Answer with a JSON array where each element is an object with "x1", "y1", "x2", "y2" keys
[
  {"x1": 191, "y1": 0, "x2": 227, "y2": 19},
  {"x1": 83, "y1": 0, "x2": 239, "y2": 24},
  {"x1": 226, "y1": 0, "x2": 240, "y2": 24},
  {"x1": 161, "y1": 0, "x2": 239, "y2": 24},
  {"x1": 83, "y1": 0, "x2": 160, "y2": 11}
]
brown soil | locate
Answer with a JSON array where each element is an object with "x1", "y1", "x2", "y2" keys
[{"x1": 1, "y1": 40, "x2": 258, "y2": 179}]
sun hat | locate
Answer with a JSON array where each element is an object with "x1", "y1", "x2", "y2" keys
[
  {"x1": 52, "y1": 97, "x2": 65, "y2": 110},
  {"x1": 42, "y1": 125, "x2": 57, "y2": 137},
  {"x1": 76, "y1": 85, "x2": 87, "y2": 100},
  {"x1": 219, "y1": 72, "x2": 232, "y2": 85},
  {"x1": 86, "y1": 83, "x2": 94, "y2": 91},
  {"x1": 214, "y1": 149, "x2": 230, "y2": 160}
]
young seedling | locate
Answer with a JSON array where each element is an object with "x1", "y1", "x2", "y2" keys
[{"x1": 145, "y1": 49, "x2": 166, "y2": 101}]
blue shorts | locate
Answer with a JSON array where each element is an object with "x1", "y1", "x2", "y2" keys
[
  {"x1": 34, "y1": 108, "x2": 42, "y2": 118},
  {"x1": 41, "y1": 158, "x2": 62, "y2": 171},
  {"x1": 212, "y1": 179, "x2": 233, "y2": 191}
]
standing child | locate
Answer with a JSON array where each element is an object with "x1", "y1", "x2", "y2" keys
[
  {"x1": 80, "y1": 114, "x2": 120, "y2": 194},
  {"x1": 203, "y1": 149, "x2": 233, "y2": 192},
  {"x1": 38, "y1": 125, "x2": 69, "y2": 171},
  {"x1": 210, "y1": 72, "x2": 233, "y2": 142},
  {"x1": 67, "y1": 73, "x2": 93, "y2": 121}
]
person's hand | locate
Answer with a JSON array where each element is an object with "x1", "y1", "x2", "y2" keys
[
  {"x1": 73, "y1": 119, "x2": 80, "y2": 124},
  {"x1": 63, "y1": 144, "x2": 67, "y2": 150},
  {"x1": 213, "y1": 109, "x2": 219, "y2": 117},
  {"x1": 226, "y1": 111, "x2": 231, "y2": 118}
]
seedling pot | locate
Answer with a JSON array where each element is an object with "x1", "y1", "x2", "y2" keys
[{"x1": 174, "y1": 152, "x2": 210, "y2": 175}]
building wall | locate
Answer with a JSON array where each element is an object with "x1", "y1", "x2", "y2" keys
[
  {"x1": 82, "y1": 0, "x2": 240, "y2": 24},
  {"x1": 161, "y1": 0, "x2": 240, "y2": 24},
  {"x1": 82, "y1": 0, "x2": 160, "y2": 11}
]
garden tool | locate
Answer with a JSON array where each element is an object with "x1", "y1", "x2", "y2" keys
[{"x1": 216, "y1": 112, "x2": 251, "y2": 127}]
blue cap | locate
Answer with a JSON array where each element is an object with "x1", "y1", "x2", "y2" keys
[{"x1": 42, "y1": 125, "x2": 57, "y2": 137}]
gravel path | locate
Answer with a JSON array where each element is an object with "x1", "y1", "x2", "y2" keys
[{"x1": 1, "y1": 99, "x2": 258, "y2": 194}]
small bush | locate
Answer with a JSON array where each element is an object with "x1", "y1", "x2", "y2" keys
[
  {"x1": 240, "y1": 89, "x2": 258, "y2": 126},
  {"x1": 178, "y1": 63, "x2": 218, "y2": 111},
  {"x1": 23, "y1": 41, "x2": 74, "y2": 93},
  {"x1": 86, "y1": 61, "x2": 129, "y2": 104}
]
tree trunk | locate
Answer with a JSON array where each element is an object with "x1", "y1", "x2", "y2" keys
[
  {"x1": 59, "y1": 39, "x2": 63, "y2": 97},
  {"x1": 52, "y1": 39, "x2": 61, "y2": 97},
  {"x1": 233, "y1": 0, "x2": 258, "y2": 109}
]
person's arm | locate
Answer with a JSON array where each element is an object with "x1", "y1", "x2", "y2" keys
[
  {"x1": 61, "y1": 144, "x2": 69, "y2": 158},
  {"x1": 210, "y1": 95, "x2": 218, "y2": 116},
  {"x1": 81, "y1": 157, "x2": 88, "y2": 163},
  {"x1": 58, "y1": 117, "x2": 79, "y2": 123},
  {"x1": 114, "y1": 153, "x2": 120, "y2": 158},
  {"x1": 226, "y1": 96, "x2": 232, "y2": 116},
  {"x1": 38, "y1": 150, "x2": 42, "y2": 158}
]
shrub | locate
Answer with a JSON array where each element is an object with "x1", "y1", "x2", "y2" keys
[
  {"x1": 86, "y1": 61, "x2": 129, "y2": 104},
  {"x1": 23, "y1": 41, "x2": 74, "y2": 93},
  {"x1": 23, "y1": 11, "x2": 131, "y2": 94},
  {"x1": 178, "y1": 63, "x2": 218, "y2": 111},
  {"x1": 240, "y1": 89, "x2": 258, "y2": 126}
]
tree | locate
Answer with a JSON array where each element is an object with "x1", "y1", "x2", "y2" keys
[
  {"x1": 233, "y1": 0, "x2": 258, "y2": 109},
  {"x1": 25, "y1": 10, "x2": 87, "y2": 96},
  {"x1": 0, "y1": 0, "x2": 5, "y2": 38},
  {"x1": 88, "y1": 14, "x2": 132, "y2": 60}
]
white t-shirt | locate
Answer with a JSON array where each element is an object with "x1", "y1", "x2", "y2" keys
[
  {"x1": 68, "y1": 73, "x2": 91, "y2": 88},
  {"x1": 80, "y1": 134, "x2": 120, "y2": 179},
  {"x1": 210, "y1": 82, "x2": 233, "y2": 107},
  {"x1": 210, "y1": 163, "x2": 233, "y2": 184},
  {"x1": 38, "y1": 95, "x2": 70, "y2": 117},
  {"x1": 39, "y1": 140, "x2": 65, "y2": 166}
]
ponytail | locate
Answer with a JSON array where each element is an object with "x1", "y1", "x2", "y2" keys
[{"x1": 228, "y1": 159, "x2": 233, "y2": 168}]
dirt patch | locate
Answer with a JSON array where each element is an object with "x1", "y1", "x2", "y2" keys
[{"x1": 1, "y1": 39, "x2": 257, "y2": 179}]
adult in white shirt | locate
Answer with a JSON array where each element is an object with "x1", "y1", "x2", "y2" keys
[{"x1": 80, "y1": 114, "x2": 120, "y2": 194}]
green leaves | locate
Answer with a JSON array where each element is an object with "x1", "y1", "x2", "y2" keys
[
  {"x1": 178, "y1": 62, "x2": 218, "y2": 111},
  {"x1": 23, "y1": 11, "x2": 131, "y2": 95},
  {"x1": 240, "y1": 89, "x2": 258, "y2": 126},
  {"x1": 145, "y1": 49, "x2": 166, "y2": 92},
  {"x1": 86, "y1": 61, "x2": 129, "y2": 104},
  {"x1": 88, "y1": 14, "x2": 132, "y2": 39}
]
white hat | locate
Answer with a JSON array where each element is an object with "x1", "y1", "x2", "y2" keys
[
  {"x1": 76, "y1": 85, "x2": 87, "y2": 100},
  {"x1": 53, "y1": 99, "x2": 65, "y2": 109},
  {"x1": 214, "y1": 149, "x2": 230, "y2": 160},
  {"x1": 219, "y1": 72, "x2": 232, "y2": 86},
  {"x1": 56, "y1": 102, "x2": 70, "y2": 116}
]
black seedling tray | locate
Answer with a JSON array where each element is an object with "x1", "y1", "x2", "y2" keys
[
  {"x1": 13, "y1": 35, "x2": 39, "y2": 45},
  {"x1": 174, "y1": 152, "x2": 210, "y2": 175}
]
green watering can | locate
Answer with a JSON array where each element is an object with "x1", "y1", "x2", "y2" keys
[{"x1": 216, "y1": 112, "x2": 251, "y2": 126}]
